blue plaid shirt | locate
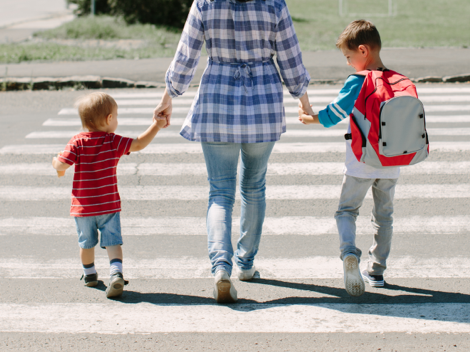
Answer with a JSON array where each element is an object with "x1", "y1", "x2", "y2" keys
[{"x1": 166, "y1": 0, "x2": 310, "y2": 143}]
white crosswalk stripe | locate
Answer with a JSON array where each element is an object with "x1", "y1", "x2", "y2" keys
[
  {"x1": 2, "y1": 256, "x2": 470, "y2": 279},
  {"x1": 1, "y1": 161, "x2": 468, "y2": 176},
  {"x1": 3, "y1": 303, "x2": 469, "y2": 334},
  {"x1": 2, "y1": 141, "x2": 469, "y2": 154},
  {"x1": 2, "y1": 85, "x2": 470, "y2": 337},
  {"x1": 23, "y1": 128, "x2": 470, "y2": 139},
  {"x1": 1, "y1": 184, "x2": 469, "y2": 201},
  {"x1": 1, "y1": 216, "x2": 469, "y2": 236}
]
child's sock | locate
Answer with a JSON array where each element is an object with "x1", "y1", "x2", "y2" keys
[
  {"x1": 110, "y1": 258, "x2": 123, "y2": 276},
  {"x1": 83, "y1": 262, "x2": 97, "y2": 276}
]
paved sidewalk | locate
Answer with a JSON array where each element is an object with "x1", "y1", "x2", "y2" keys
[
  {"x1": 1, "y1": 48, "x2": 469, "y2": 84},
  {"x1": 0, "y1": 0, "x2": 74, "y2": 43}
]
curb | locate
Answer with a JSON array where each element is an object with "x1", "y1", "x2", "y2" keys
[{"x1": 1, "y1": 74, "x2": 470, "y2": 92}]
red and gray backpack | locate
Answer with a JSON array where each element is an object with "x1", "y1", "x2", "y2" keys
[{"x1": 345, "y1": 69, "x2": 429, "y2": 168}]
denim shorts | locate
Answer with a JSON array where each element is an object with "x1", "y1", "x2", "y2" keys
[{"x1": 74, "y1": 212, "x2": 123, "y2": 249}]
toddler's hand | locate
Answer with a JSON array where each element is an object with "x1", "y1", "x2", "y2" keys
[
  {"x1": 155, "y1": 116, "x2": 168, "y2": 129},
  {"x1": 53, "y1": 152, "x2": 65, "y2": 177}
]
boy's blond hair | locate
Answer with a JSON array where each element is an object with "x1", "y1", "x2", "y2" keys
[
  {"x1": 76, "y1": 92, "x2": 117, "y2": 130},
  {"x1": 336, "y1": 20, "x2": 381, "y2": 51}
]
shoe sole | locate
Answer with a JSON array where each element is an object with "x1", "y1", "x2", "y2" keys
[
  {"x1": 344, "y1": 256, "x2": 365, "y2": 297},
  {"x1": 85, "y1": 280, "x2": 98, "y2": 287},
  {"x1": 106, "y1": 277, "x2": 124, "y2": 298},
  {"x1": 238, "y1": 270, "x2": 258, "y2": 281},
  {"x1": 363, "y1": 276, "x2": 385, "y2": 287},
  {"x1": 215, "y1": 279, "x2": 237, "y2": 304}
]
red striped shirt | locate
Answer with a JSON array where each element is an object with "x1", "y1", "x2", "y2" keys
[{"x1": 58, "y1": 132, "x2": 132, "y2": 217}]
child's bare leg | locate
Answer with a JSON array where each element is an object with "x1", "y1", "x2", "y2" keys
[{"x1": 80, "y1": 247, "x2": 95, "y2": 266}]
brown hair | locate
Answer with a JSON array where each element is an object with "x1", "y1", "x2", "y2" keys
[
  {"x1": 75, "y1": 92, "x2": 117, "y2": 130},
  {"x1": 336, "y1": 20, "x2": 381, "y2": 51}
]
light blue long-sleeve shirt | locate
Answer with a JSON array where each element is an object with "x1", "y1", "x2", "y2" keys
[{"x1": 318, "y1": 75, "x2": 365, "y2": 128}]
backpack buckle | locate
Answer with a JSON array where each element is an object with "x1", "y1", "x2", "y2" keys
[{"x1": 344, "y1": 133, "x2": 352, "y2": 140}]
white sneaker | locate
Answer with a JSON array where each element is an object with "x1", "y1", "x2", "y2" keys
[
  {"x1": 343, "y1": 255, "x2": 365, "y2": 297},
  {"x1": 213, "y1": 270, "x2": 238, "y2": 303},
  {"x1": 238, "y1": 266, "x2": 258, "y2": 281}
]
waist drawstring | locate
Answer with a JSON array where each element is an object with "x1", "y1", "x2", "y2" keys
[{"x1": 233, "y1": 64, "x2": 253, "y2": 92}]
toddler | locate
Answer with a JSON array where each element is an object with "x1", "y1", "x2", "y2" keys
[{"x1": 52, "y1": 92, "x2": 167, "y2": 298}]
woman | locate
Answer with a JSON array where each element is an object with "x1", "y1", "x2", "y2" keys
[{"x1": 154, "y1": 0, "x2": 314, "y2": 303}]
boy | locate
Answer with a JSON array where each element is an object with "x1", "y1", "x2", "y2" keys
[
  {"x1": 299, "y1": 20, "x2": 400, "y2": 297},
  {"x1": 52, "y1": 92, "x2": 167, "y2": 298}
]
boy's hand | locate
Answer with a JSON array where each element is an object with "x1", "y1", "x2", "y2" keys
[{"x1": 299, "y1": 113, "x2": 317, "y2": 125}]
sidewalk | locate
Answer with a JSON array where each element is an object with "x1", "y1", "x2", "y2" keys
[
  {"x1": 1, "y1": 48, "x2": 470, "y2": 90},
  {"x1": 0, "y1": 0, "x2": 74, "y2": 43}
]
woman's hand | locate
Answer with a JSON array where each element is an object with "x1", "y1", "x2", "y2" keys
[
  {"x1": 298, "y1": 92, "x2": 315, "y2": 116},
  {"x1": 153, "y1": 88, "x2": 172, "y2": 128}
]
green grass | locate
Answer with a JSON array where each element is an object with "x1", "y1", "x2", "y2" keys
[
  {"x1": 33, "y1": 15, "x2": 181, "y2": 41},
  {"x1": 289, "y1": 0, "x2": 470, "y2": 50},
  {"x1": 0, "y1": 16, "x2": 182, "y2": 64},
  {"x1": 1, "y1": 0, "x2": 469, "y2": 64}
]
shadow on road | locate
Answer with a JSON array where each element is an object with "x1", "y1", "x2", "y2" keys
[{"x1": 88, "y1": 278, "x2": 470, "y2": 325}]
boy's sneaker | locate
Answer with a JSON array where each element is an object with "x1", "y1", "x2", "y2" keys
[
  {"x1": 343, "y1": 255, "x2": 365, "y2": 297},
  {"x1": 213, "y1": 270, "x2": 237, "y2": 303},
  {"x1": 80, "y1": 273, "x2": 98, "y2": 287},
  {"x1": 362, "y1": 270, "x2": 385, "y2": 287},
  {"x1": 105, "y1": 272, "x2": 128, "y2": 298},
  {"x1": 238, "y1": 266, "x2": 258, "y2": 281}
]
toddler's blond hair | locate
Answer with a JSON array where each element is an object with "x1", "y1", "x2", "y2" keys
[{"x1": 75, "y1": 92, "x2": 117, "y2": 130}]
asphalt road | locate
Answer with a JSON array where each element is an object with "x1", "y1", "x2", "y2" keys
[{"x1": 0, "y1": 84, "x2": 470, "y2": 351}]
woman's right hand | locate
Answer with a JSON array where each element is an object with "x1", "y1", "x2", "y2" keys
[{"x1": 153, "y1": 88, "x2": 172, "y2": 128}]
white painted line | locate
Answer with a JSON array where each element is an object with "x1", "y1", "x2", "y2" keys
[
  {"x1": 25, "y1": 130, "x2": 184, "y2": 139},
  {"x1": 1, "y1": 215, "x2": 468, "y2": 236},
  {"x1": 424, "y1": 105, "x2": 470, "y2": 112},
  {"x1": 109, "y1": 89, "x2": 342, "y2": 99},
  {"x1": 0, "y1": 184, "x2": 469, "y2": 201},
  {"x1": 417, "y1": 87, "x2": 470, "y2": 94},
  {"x1": 0, "y1": 163, "x2": 139, "y2": 176},
  {"x1": 419, "y1": 95, "x2": 470, "y2": 102},
  {"x1": 114, "y1": 96, "x2": 340, "y2": 106},
  {"x1": 425, "y1": 115, "x2": 470, "y2": 123},
  {"x1": 116, "y1": 98, "x2": 196, "y2": 106},
  {"x1": 109, "y1": 95, "x2": 470, "y2": 106},
  {"x1": 2, "y1": 256, "x2": 470, "y2": 279},
  {"x1": 44, "y1": 117, "x2": 181, "y2": 126},
  {"x1": 3, "y1": 302, "x2": 470, "y2": 334},
  {"x1": 2, "y1": 142, "x2": 470, "y2": 155},
  {"x1": 59, "y1": 105, "x2": 470, "y2": 115},
  {"x1": 1, "y1": 161, "x2": 468, "y2": 177},
  {"x1": 43, "y1": 115, "x2": 470, "y2": 127}
]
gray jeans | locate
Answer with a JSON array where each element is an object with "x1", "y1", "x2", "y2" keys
[{"x1": 335, "y1": 175, "x2": 398, "y2": 275}]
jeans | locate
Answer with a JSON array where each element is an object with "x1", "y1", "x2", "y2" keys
[
  {"x1": 335, "y1": 175, "x2": 397, "y2": 275},
  {"x1": 74, "y1": 212, "x2": 122, "y2": 249},
  {"x1": 201, "y1": 141, "x2": 275, "y2": 276}
]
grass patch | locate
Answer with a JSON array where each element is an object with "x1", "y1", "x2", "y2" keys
[
  {"x1": 33, "y1": 15, "x2": 181, "y2": 41},
  {"x1": 1, "y1": 1, "x2": 469, "y2": 63},
  {"x1": 0, "y1": 16, "x2": 181, "y2": 64},
  {"x1": 289, "y1": 0, "x2": 470, "y2": 50},
  {"x1": 0, "y1": 42, "x2": 177, "y2": 63}
]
